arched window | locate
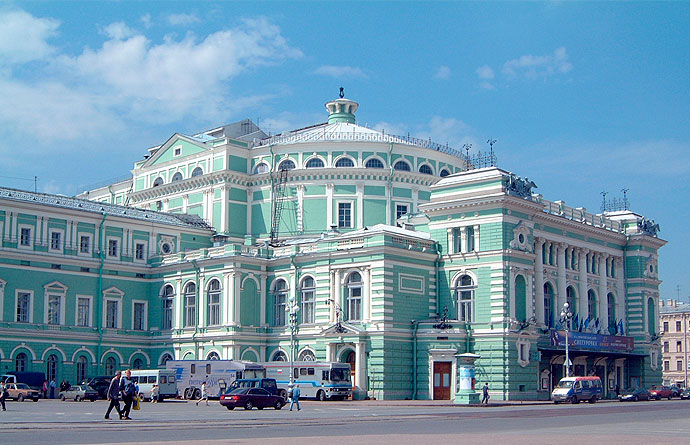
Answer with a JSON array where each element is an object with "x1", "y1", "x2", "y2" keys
[
  {"x1": 133, "y1": 358, "x2": 143, "y2": 370},
  {"x1": 607, "y1": 293, "x2": 616, "y2": 333},
  {"x1": 418, "y1": 164, "x2": 433, "y2": 175},
  {"x1": 191, "y1": 167, "x2": 203, "y2": 177},
  {"x1": 160, "y1": 353, "x2": 173, "y2": 367},
  {"x1": 566, "y1": 286, "x2": 577, "y2": 315},
  {"x1": 346, "y1": 272, "x2": 362, "y2": 321},
  {"x1": 104, "y1": 356, "x2": 116, "y2": 376},
  {"x1": 544, "y1": 282, "x2": 555, "y2": 326},
  {"x1": 207, "y1": 351, "x2": 220, "y2": 360},
  {"x1": 278, "y1": 159, "x2": 295, "y2": 171},
  {"x1": 440, "y1": 168, "x2": 450, "y2": 177},
  {"x1": 152, "y1": 177, "x2": 164, "y2": 187},
  {"x1": 298, "y1": 350, "x2": 316, "y2": 361},
  {"x1": 273, "y1": 279, "x2": 288, "y2": 326},
  {"x1": 648, "y1": 297, "x2": 656, "y2": 335},
  {"x1": 305, "y1": 158, "x2": 324, "y2": 168},
  {"x1": 393, "y1": 160, "x2": 411, "y2": 171},
  {"x1": 335, "y1": 157, "x2": 355, "y2": 168},
  {"x1": 207, "y1": 279, "x2": 221, "y2": 326},
  {"x1": 455, "y1": 275, "x2": 475, "y2": 322},
  {"x1": 184, "y1": 282, "x2": 196, "y2": 327},
  {"x1": 76, "y1": 356, "x2": 87, "y2": 383},
  {"x1": 15, "y1": 352, "x2": 27, "y2": 372},
  {"x1": 514, "y1": 275, "x2": 527, "y2": 322},
  {"x1": 271, "y1": 351, "x2": 287, "y2": 362},
  {"x1": 46, "y1": 354, "x2": 58, "y2": 382},
  {"x1": 253, "y1": 162, "x2": 269, "y2": 174},
  {"x1": 365, "y1": 158, "x2": 384, "y2": 169},
  {"x1": 588, "y1": 290, "x2": 597, "y2": 319},
  {"x1": 161, "y1": 284, "x2": 174, "y2": 330},
  {"x1": 300, "y1": 277, "x2": 315, "y2": 324},
  {"x1": 171, "y1": 172, "x2": 183, "y2": 182}
]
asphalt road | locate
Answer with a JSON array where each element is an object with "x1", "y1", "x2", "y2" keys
[{"x1": 1, "y1": 398, "x2": 689, "y2": 444}]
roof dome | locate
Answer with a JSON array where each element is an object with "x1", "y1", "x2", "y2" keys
[{"x1": 325, "y1": 88, "x2": 359, "y2": 124}]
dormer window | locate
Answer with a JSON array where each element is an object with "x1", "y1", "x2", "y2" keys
[
  {"x1": 173, "y1": 146, "x2": 182, "y2": 156},
  {"x1": 335, "y1": 157, "x2": 355, "y2": 168},
  {"x1": 171, "y1": 172, "x2": 183, "y2": 182},
  {"x1": 394, "y1": 160, "x2": 411, "y2": 172}
]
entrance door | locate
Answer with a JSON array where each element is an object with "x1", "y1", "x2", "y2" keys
[
  {"x1": 344, "y1": 350, "x2": 356, "y2": 388},
  {"x1": 433, "y1": 362, "x2": 452, "y2": 400}
]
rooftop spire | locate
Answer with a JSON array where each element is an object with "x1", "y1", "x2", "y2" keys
[{"x1": 325, "y1": 88, "x2": 359, "y2": 124}]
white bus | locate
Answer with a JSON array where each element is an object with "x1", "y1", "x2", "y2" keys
[
  {"x1": 128, "y1": 369, "x2": 177, "y2": 402},
  {"x1": 166, "y1": 360, "x2": 265, "y2": 399},
  {"x1": 263, "y1": 361, "x2": 352, "y2": 401}
]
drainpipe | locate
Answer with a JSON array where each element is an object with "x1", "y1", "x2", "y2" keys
[
  {"x1": 435, "y1": 244, "x2": 442, "y2": 317},
  {"x1": 411, "y1": 320, "x2": 419, "y2": 400},
  {"x1": 96, "y1": 213, "x2": 107, "y2": 374},
  {"x1": 387, "y1": 142, "x2": 394, "y2": 225},
  {"x1": 192, "y1": 260, "x2": 200, "y2": 358},
  {"x1": 269, "y1": 145, "x2": 275, "y2": 241}
]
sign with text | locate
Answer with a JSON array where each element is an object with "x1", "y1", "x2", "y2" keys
[{"x1": 550, "y1": 330, "x2": 634, "y2": 352}]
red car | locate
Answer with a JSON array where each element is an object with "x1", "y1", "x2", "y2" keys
[
  {"x1": 219, "y1": 387, "x2": 285, "y2": 410},
  {"x1": 649, "y1": 385, "x2": 674, "y2": 400}
]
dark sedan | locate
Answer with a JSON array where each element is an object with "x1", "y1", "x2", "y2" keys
[
  {"x1": 58, "y1": 385, "x2": 99, "y2": 402},
  {"x1": 219, "y1": 387, "x2": 285, "y2": 410},
  {"x1": 680, "y1": 388, "x2": 690, "y2": 400},
  {"x1": 619, "y1": 387, "x2": 651, "y2": 402}
]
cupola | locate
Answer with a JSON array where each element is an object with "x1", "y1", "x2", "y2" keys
[{"x1": 325, "y1": 87, "x2": 359, "y2": 124}]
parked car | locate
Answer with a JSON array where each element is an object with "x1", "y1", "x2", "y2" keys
[
  {"x1": 59, "y1": 385, "x2": 99, "y2": 402},
  {"x1": 219, "y1": 387, "x2": 285, "y2": 410},
  {"x1": 680, "y1": 388, "x2": 690, "y2": 400},
  {"x1": 82, "y1": 376, "x2": 113, "y2": 399},
  {"x1": 619, "y1": 387, "x2": 651, "y2": 402},
  {"x1": 551, "y1": 376, "x2": 602, "y2": 404},
  {"x1": 6, "y1": 382, "x2": 40, "y2": 402},
  {"x1": 649, "y1": 385, "x2": 674, "y2": 400},
  {"x1": 669, "y1": 386, "x2": 682, "y2": 398}
]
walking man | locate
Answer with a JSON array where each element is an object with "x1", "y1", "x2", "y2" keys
[
  {"x1": 196, "y1": 381, "x2": 209, "y2": 406},
  {"x1": 119, "y1": 369, "x2": 136, "y2": 420},
  {"x1": 104, "y1": 371, "x2": 122, "y2": 420},
  {"x1": 481, "y1": 382, "x2": 490, "y2": 405},
  {"x1": 0, "y1": 380, "x2": 8, "y2": 411},
  {"x1": 49, "y1": 378, "x2": 56, "y2": 399},
  {"x1": 289, "y1": 383, "x2": 301, "y2": 411}
]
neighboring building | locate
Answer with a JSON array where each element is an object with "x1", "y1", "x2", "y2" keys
[
  {"x1": 1, "y1": 93, "x2": 666, "y2": 400},
  {"x1": 659, "y1": 299, "x2": 690, "y2": 387}
]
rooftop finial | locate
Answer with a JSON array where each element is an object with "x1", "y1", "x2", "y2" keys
[
  {"x1": 339, "y1": 87, "x2": 345, "y2": 99},
  {"x1": 325, "y1": 89, "x2": 359, "y2": 124}
]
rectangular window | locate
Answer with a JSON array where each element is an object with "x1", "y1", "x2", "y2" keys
[
  {"x1": 678, "y1": 360, "x2": 684, "y2": 372},
  {"x1": 16, "y1": 292, "x2": 31, "y2": 323},
  {"x1": 396, "y1": 204, "x2": 408, "y2": 220},
  {"x1": 20, "y1": 227, "x2": 31, "y2": 246},
  {"x1": 664, "y1": 342, "x2": 670, "y2": 353},
  {"x1": 664, "y1": 321, "x2": 669, "y2": 332},
  {"x1": 677, "y1": 321, "x2": 682, "y2": 331},
  {"x1": 108, "y1": 239, "x2": 118, "y2": 257},
  {"x1": 80, "y1": 235, "x2": 90, "y2": 254},
  {"x1": 135, "y1": 243, "x2": 145, "y2": 260},
  {"x1": 677, "y1": 341, "x2": 683, "y2": 352},
  {"x1": 47, "y1": 294, "x2": 61, "y2": 324},
  {"x1": 106, "y1": 300, "x2": 118, "y2": 328},
  {"x1": 163, "y1": 298, "x2": 173, "y2": 330},
  {"x1": 664, "y1": 361, "x2": 670, "y2": 371},
  {"x1": 338, "y1": 202, "x2": 352, "y2": 228},
  {"x1": 77, "y1": 297, "x2": 90, "y2": 327},
  {"x1": 133, "y1": 302, "x2": 145, "y2": 330},
  {"x1": 50, "y1": 231, "x2": 61, "y2": 250},
  {"x1": 466, "y1": 226, "x2": 475, "y2": 252}
]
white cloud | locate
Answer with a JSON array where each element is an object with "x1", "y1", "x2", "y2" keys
[
  {"x1": 503, "y1": 47, "x2": 573, "y2": 79},
  {"x1": 314, "y1": 65, "x2": 367, "y2": 78},
  {"x1": 140, "y1": 13, "x2": 152, "y2": 28},
  {"x1": 261, "y1": 111, "x2": 324, "y2": 135},
  {"x1": 476, "y1": 65, "x2": 494, "y2": 80},
  {"x1": 100, "y1": 22, "x2": 136, "y2": 40},
  {"x1": 373, "y1": 117, "x2": 475, "y2": 151},
  {"x1": 0, "y1": 9, "x2": 59, "y2": 65},
  {"x1": 167, "y1": 13, "x2": 201, "y2": 26},
  {"x1": 372, "y1": 121, "x2": 409, "y2": 138},
  {"x1": 434, "y1": 65, "x2": 451, "y2": 80}
]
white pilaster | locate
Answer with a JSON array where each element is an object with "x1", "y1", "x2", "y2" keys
[
  {"x1": 356, "y1": 183, "x2": 364, "y2": 229},
  {"x1": 578, "y1": 249, "x2": 589, "y2": 321},
  {"x1": 599, "y1": 254, "x2": 609, "y2": 332},
  {"x1": 326, "y1": 183, "x2": 334, "y2": 228},
  {"x1": 473, "y1": 225, "x2": 480, "y2": 252},
  {"x1": 174, "y1": 279, "x2": 182, "y2": 330},
  {"x1": 616, "y1": 257, "x2": 625, "y2": 327},
  {"x1": 260, "y1": 273, "x2": 267, "y2": 327},
  {"x1": 355, "y1": 341, "x2": 366, "y2": 391},
  {"x1": 535, "y1": 239, "x2": 545, "y2": 324},
  {"x1": 557, "y1": 243, "x2": 567, "y2": 312},
  {"x1": 362, "y1": 267, "x2": 371, "y2": 321}
]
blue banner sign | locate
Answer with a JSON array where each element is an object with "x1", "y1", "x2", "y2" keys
[{"x1": 550, "y1": 330, "x2": 634, "y2": 352}]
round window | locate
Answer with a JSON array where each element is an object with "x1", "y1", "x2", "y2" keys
[
  {"x1": 518, "y1": 234, "x2": 525, "y2": 244},
  {"x1": 161, "y1": 243, "x2": 172, "y2": 254},
  {"x1": 649, "y1": 264, "x2": 654, "y2": 273}
]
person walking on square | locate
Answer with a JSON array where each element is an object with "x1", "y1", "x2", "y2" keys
[
  {"x1": 289, "y1": 383, "x2": 301, "y2": 411},
  {"x1": 42, "y1": 380, "x2": 48, "y2": 399},
  {"x1": 1, "y1": 380, "x2": 8, "y2": 411},
  {"x1": 49, "y1": 378, "x2": 56, "y2": 399},
  {"x1": 481, "y1": 382, "x2": 490, "y2": 405},
  {"x1": 150, "y1": 384, "x2": 159, "y2": 403},
  {"x1": 196, "y1": 381, "x2": 209, "y2": 406},
  {"x1": 104, "y1": 371, "x2": 122, "y2": 420},
  {"x1": 119, "y1": 369, "x2": 136, "y2": 420}
]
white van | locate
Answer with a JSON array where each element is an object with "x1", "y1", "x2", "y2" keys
[
  {"x1": 129, "y1": 369, "x2": 177, "y2": 402},
  {"x1": 167, "y1": 360, "x2": 265, "y2": 400}
]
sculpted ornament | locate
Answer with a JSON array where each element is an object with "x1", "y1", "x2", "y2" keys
[
  {"x1": 637, "y1": 218, "x2": 660, "y2": 237},
  {"x1": 509, "y1": 222, "x2": 533, "y2": 252},
  {"x1": 504, "y1": 173, "x2": 537, "y2": 199}
]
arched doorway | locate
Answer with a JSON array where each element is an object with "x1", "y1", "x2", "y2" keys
[{"x1": 341, "y1": 349, "x2": 356, "y2": 389}]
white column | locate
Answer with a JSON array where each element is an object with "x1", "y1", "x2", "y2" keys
[
  {"x1": 174, "y1": 279, "x2": 183, "y2": 330},
  {"x1": 599, "y1": 254, "x2": 609, "y2": 332},
  {"x1": 616, "y1": 257, "x2": 625, "y2": 327},
  {"x1": 355, "y1": 341, "x2": 366, "y2": 391},
  {"x1": 526, "y1": 270, "x2": 534, "y2": 318},
  {"x1": 234, "y1": 271, "x2": 241, "y2": 325},
  {"x1": 535, "y1": 239, "x2": 545, "y2": 324},
  {"x1": 473, "y1": 225, "x2": 480, "y2": 252},
  {"x1": 448, "y1": 228, "x2": 455, "y2": 255},
  {"x1": 246, "y1": 187, "x2": 253, "y2": 237},
  {"x1": 198, "y1": 274, "x2": 206, "y2": 327},
  {"x1": 260, "y1": 274, "x2": 267, "y2": 327},
  {"x1": 362, "y1": 267, "x2": 371, "y2": 321},
  {"x1": 412, "y1": 187, "x2": 419, "y2": 212},
  {"x1": 221, "y1": 185, "x2": 228, "y2": 233},
  {"x1": 182, "y1": 194, "x2": 188, "y2": 214},
  {"x1": 578, "y1": 249, "x2": 589, "y2": 321},
  {"x1": 356, "y1": 183, "x2": 364, "y2": 229},
  {"x1": 226, "y1": 272, "x2": 236, "y2": 325},
  {"x1": 333, "y1": 270, "x2": 342, "y2": 322},
  {"x1": 460, "y1": 228, "x2": 467, "y2": 254},
  {"x1": 509, "y1": 267, "x2": 516, "y2": 320},
  {"x1": 297, "y1": 184, "x2": 305, "y2": 233},
  {"x1": 557, "y1": 243, "x2": 567, "y2": 311},
  {"x1": 326, "y1": 183, "x2": 334, "y2": 228},
  {"x1": 326, "y1": 343, "x2": 334, "y2": 362}
]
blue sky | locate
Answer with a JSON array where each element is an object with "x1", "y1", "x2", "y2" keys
[{"x1": 0, "y1": 2, "x2": 688, "y2": 299}]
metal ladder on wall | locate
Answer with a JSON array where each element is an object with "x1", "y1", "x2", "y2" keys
[{"x1": 269, "y1": 168, "x2": 289, "y2": 245}]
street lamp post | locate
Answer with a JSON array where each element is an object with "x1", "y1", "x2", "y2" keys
[
  {"x1": 561, "y1": 302, "x2": 573, "y2": 378},
  {"x1": 286, "y1": 297, "x2": 300, "y2": 387}
]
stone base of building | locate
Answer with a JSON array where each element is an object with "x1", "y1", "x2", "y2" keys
[{"x1": 453, "y1": 390, "x2": 480, "y2": 405}]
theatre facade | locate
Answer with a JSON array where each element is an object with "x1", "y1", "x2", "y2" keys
[{"x1": 0, "y1": 93, "x2": 665, "y2": 400}]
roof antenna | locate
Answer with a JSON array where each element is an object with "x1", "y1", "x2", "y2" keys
[{"x1": 339, "y1": 87, "x2": 344, "y2": 99}]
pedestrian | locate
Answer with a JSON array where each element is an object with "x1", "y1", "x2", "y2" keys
[
  {"x1": 104, "y1": 371, "x2": 123, "y2": 420},
  {"x1": 196, "y1": 381, "x2": 209, "y2": 406},
  {"x1": 289, "y1": 383, "x2": 301, "y2": 411},
  {"x1": 0, "y1": 380, "x2": 8, "y2": 411},
  {"x1": 615, "y1": 384, "x2": 620, "y2": 397},
  {"x1": 49, "y1": 378, "x2": 56, "y2": 399},
  {"x1": 150, "y1": 384, "x2": 159, "y2": 403},
  {"x1": 42, "y1": 380, "x2": 48, "y2": 399},
  {"x1": 119, "y1": 369, "x2": 136, "y2": 420},
  {"x1": 60, "y1": 379, "x2": 68, "y2": 392},
  {"x1": 481, "y1": 382, "x2": 490, "y2": 405}
]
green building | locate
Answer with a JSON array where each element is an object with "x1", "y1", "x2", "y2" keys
[{"x1": 1, "y1": 93, "x2": 665, "y2": 400}]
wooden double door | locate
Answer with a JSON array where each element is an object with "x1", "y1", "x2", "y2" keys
[{"x1": 433, "y1": 362, "x2": 452, "y2": 400}]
